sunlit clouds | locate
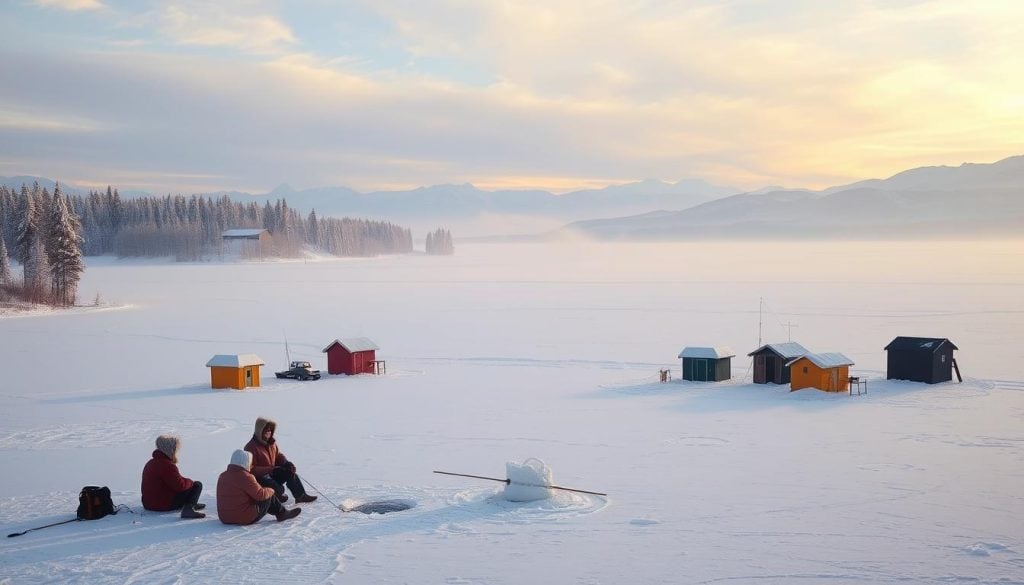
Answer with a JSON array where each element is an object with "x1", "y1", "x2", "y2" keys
[{"x1": 2, "y1": 0, "x2": 1022, "y2": 194}]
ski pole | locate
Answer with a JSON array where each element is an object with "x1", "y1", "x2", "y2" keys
[
  {"x1": 433, "y1": 470, "x2": 607, "y2": 497},
  {"x1": 295, "y1": 474, "x2": 343, "y2": 510},
  {"x1": 8, "y1": 517, "x2": 79, "y2": 538}
]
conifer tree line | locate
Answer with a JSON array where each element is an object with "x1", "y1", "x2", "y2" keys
[
  {"x1": 424, "y1": 228, "x2": 455, "y2": 255},
  {"x1": 0, "y1": 183, "x2": 413, "y2": 260},
  {"x1": 1, "y1": 182, "x2": 415, "y2": 305},
  {"x1": 0, "y1": 183, "x2": 83, "y2": 306}
]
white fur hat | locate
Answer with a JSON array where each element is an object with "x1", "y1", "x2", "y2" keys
[
  {"x1": 156, "y1": 435, "x2": 180, "y2": 461},
  {"x1": 230, "y1": 449, "x2": 252, "y2": 471}
]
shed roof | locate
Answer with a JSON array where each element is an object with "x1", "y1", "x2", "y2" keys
[
  {"x1": 206, "y1": 354, "x2": 264, "y2": 368},
  {"x1": 322, "y1": 337, "x2": 380, "y2": 353},
  {"x1": 884, "y1": 336, "x2": 958, "y2": 352},
  {"x1": 747, "y1": 342, "x2": 808, "y2": 359},
  {"x1": 678, "y1": 346, "x2": 735, "y2": 359},
  {"x1": 222, "y1": 228, "x2": 268, "y2": 238},
  {"x1": 785, "y1": 352, "x2": 854, "y2": 369}
]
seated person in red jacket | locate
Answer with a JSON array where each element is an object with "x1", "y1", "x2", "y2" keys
[
  {"x1": 245, "y1": 417, "x2": 317, "y2": 504},
  {"x1": 141, "y1": 435, "x2": 205, "y2": 519},
  {"x1": 216, "y1": 449, "x2": 300, "y2": 525}
]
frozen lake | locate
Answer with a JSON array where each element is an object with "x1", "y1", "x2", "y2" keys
[{"x1": 1, "y1": 240, "x2": 1023, "y2": 584}]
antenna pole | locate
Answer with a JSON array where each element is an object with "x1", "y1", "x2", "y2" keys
[{"x1": 758, "y1": 297, "x2": 763, "y2": 348}]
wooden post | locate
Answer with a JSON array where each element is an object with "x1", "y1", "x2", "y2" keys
[{"x1": 952, "y1": 358, "x2": 962, "y2": 382}]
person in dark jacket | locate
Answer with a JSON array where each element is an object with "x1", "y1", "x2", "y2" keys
[
  {"x1": 245, "y1": 417, "x2": 317, "y2": 504},
  {"x1": 217, "y1": 449, "x2": 300, "y2": 525},
  {"x1": 141, "y1": 435, "x2": 205, "y2": 519}
]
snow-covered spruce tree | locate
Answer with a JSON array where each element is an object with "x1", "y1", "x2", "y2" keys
[
  {"x1": 24, "y1": 233, "x2": 50, "y2": 303},
  {"x1": 15, "y1": 184, "x2": 41, "y2": 284},
  {"x1": 46, "y1": 187, "x2": 85, "y2": 306},
  {"x1": 0, "y1": 223, "x2": 12, "y2": 285}
]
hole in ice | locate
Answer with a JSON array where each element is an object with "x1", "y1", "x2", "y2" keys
[{"x1": 342, "y1": 499, "x2": 415, "y2": 514}]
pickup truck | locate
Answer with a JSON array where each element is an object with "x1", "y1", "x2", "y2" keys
[{"x1": 275, "y1": 361, "x2": 322, "y2": 381}]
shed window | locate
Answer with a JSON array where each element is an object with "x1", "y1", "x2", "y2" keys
[
  {"x1": 941, "y1": 355, "x2": 946, "y2": 363},
  {"x1": 803, "y1": 366, "x2": 808, "y2": 374}
]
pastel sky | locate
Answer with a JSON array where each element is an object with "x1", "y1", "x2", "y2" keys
[{"x1": 2, "y1": 0, "x2": 1022, "y2": 194}]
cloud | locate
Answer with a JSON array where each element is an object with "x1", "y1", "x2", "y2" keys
[
  {"x1": 158, "y1": 2, "x2": 296, "y2": 54},
  {"x1": 32, "y1": 0, "x2": 105, "y2": 11},
  {"x1": 3, "y1": 0, "x2": 1024, "y2": 193}
]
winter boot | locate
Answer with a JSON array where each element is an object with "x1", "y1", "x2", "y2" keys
[
  {"x1": 193, "y1": 503, "x2": 207, "y2": 511},
  {"x1": 275, "y1": 507, "x2": 301, "y2": 522},
  {"x1": 295, "y1": 494, "x2": 318, "y2": 504},
  {"x1": 277, "y1": 492, "x2": 289, "y2": 503},
  {"x1": 181, "y1": 506, "x2": 206, "y2": 519}
]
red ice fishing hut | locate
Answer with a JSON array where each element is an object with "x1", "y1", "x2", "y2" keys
[{"x1": 322, "y1": 337, "x2": 382, "y2": 375}]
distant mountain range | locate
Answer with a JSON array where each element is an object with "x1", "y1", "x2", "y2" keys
[
  {"x1": 0, "y1": 175, "x2": 737, "y2": 236},
  {"x1": 564, "y1": 155, "x2": 1024, "y2": 240},
  {"x1": 6, "y1": 155, "x2": 1023, "y2": 240},
  {"x1": 0, "y1": 175, "x2": 736, "y2": 220}
]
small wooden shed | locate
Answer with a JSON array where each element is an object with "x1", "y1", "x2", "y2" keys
[
  {"x1": 884, "y1": 336, "x2": 959, "y2": 384},
  {"x1": 206, "y1": 354, "x2": 264, "y2": 389},
  {"x1": 678, "y1": 346, "x2": 735, "y2": 382},
  {"x1": 222, "y1": 228, "x2": 270, "y2": 258},
  {"x1": 786, "y1": 352, "x2": 854, "y2": 392},
  {"x1": 748, "y1": 342, "x2": 808, "y2": 385},
  {"x1": 322, "y1": 338, "x2": 380, "y2": 375}
]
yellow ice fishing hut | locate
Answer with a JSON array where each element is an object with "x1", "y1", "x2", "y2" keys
[{"x1": 206, "y1": 354, "x2": 264, "y2": 389}]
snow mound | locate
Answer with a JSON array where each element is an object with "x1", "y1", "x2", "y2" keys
[{"x1": 503, "y1": 458, "x2": 553, "y2": 502}]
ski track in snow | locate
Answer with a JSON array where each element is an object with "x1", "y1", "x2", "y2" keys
[
  {"x1": 0, "y1": 418, "x2": 238, "y2": 451},
  {"x1": 0, "y1": 485, "x2": 606, "y2": 583}
]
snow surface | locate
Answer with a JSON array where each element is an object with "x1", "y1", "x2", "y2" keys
[{"x1": 1, "y1": 240, "x2": 1023, "y2": 584}]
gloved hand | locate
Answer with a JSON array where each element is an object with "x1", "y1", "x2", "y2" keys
[
  {"x1": 286, "y1": 462, "x2": 297, "y2": 473},
  {"x1": 274, "y1": 465, "x2": 293, "y2": 479}
]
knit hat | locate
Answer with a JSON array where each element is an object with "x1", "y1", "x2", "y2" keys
[
  {"x1": 230, "y1": 449, "x2": 252, "y2": 471},
  {"x1": 156, "y1": 435, "x2": 180, "y2": 462}
]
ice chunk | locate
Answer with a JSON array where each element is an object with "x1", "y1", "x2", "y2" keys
[{"x1": 503, "y1": 458, "x2": 553, "y2": 502}]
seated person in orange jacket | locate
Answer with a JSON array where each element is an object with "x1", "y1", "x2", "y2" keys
[
  {"x1": 217, "y1": 450, "x2": 300, "y2": 524},
  {"x1": 141, "y1": 435, "x2": 205, "y2": 519},
  {"x1": 245, "y1": 417, "x2": 317, "y2": 504}
]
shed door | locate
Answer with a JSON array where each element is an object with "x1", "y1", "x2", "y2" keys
[
  {"x1": 698, "y1": 359, "x2": 708, "y2": 381},
  {"x1": 829, "y1": 369, "x2": 838, "y2": 391},
  {"x1": 754, "y1": 355, "x2": 765, "y2": 381},
  {"x1": 245, "y1": 367, "x2": 253, "y2": 387}
]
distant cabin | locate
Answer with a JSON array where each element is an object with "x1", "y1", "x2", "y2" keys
[
  {"x1": 678, "y1": 346, "x2": 734, "y2": 382},
  {"x1": 322, "y1": 338, "x2": 380, "y2": 375},
  {"x1": 786, "y1": 352, "x2": 854, "y2": 392},
  {"x1": 748, "y1": 342, "x2": 808, "y2": 385},
  {"x1": 206, "y1": 354, "x2": 264, "y2": 390},
  {"x1": 222, "y1": 228, "x2": 270, "y2": 257},
  {"x1": 884, "y1": 337, "x2": 958, "y2": 384}
]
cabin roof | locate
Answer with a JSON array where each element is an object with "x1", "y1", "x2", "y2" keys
[
  {"x1": 884, "y1": 336, "x2": 958, "y2": 352},
  {"x1": 785, "y1": 352, "x2": 854, "y2": 369},
  {"x1": 322, "y1": 337, "x2": 380, "y2": 353},
  {"x1": 747, "y1": 342, "x2": 808, "y2": 359},
  {"x1": 206, "y1": 354, "x2": 264, "y2": 368},
  {"x1": 222, "y1": 228, "x2": 268, "y2": 238},
  {"x1": 678, "y1": 346, "x2": 735, "y2": 359}
]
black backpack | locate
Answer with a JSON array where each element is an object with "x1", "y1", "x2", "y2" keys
[{"x1": 77, "y1": 486, "x2": 116, "y2": 520}]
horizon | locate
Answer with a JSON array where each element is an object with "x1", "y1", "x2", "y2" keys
[
  {"x1": 4, "y1": 151, "x2": 1021, "y2": 198},
  {"x1": 3, "y1": 2, "x2": 1024, "y2": 195}
]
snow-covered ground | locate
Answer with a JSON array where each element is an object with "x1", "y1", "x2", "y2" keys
[{"x1": 1, "y1": 240, "x2": 1023, "y2": 584}]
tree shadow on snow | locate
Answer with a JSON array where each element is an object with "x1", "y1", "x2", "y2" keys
[
  {"x1": 585, "y1": 371, "x2": 958, "y2": 413},
  {"x1": 41, "y1": 384, "x2": 213, "y2": 404},
  {"x1": 0, "y1": 510, "x2": 234, "y2": 565}
]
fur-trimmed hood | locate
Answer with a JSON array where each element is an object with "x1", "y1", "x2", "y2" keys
[
  {"x1": 253, "y1": 417, "x2": 277, "y2": 445},
  {"x1": 155, "y1": 435, "x2": 180, "y2": 463}
]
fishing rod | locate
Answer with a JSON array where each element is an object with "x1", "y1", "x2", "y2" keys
[{"x1": 433, "y1": 470, "x2": 607, "y2": 497}]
